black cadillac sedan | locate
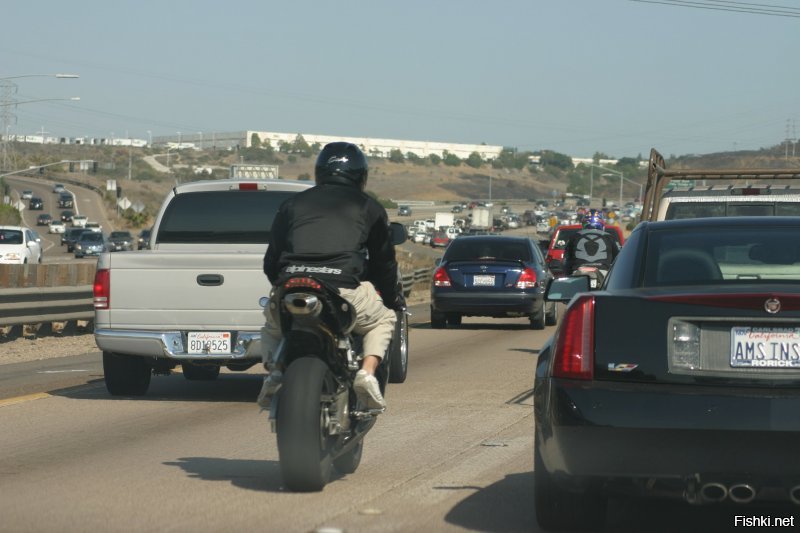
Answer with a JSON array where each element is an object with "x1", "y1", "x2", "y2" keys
[
  {"x1": 534, "y1": 217, "x2": 800, "y2": 530},
  {"x1": 430, "y1": 235, "x2": 556, "y2": 329}
]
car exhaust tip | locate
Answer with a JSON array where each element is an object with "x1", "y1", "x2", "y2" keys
[
  {"x1": 789, "y1": 485, "x2": 800, "y2": 505},
  {"x1": 729, "y1": 484, "x2": 756, "y2": 504},
  {"x1": 700, "y1": 482, "x2": 728, "y2": 503}
]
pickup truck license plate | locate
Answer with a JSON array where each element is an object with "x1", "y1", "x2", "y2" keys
[
  {"x1": 731, "y1": 326, "x2": 800, "y2": 368},
  {"x1": 188, "y1": 332, "x2": 231, "y2": 355},
  {"x1": 473, "y1": 274, "x2": 495, "y2": 287}
]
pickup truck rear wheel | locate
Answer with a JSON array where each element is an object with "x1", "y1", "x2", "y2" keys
[
  {"x1": 103, "y1": 351, "x2": 151, "y2": 396},
  {"x1": 182, "y1": 362, "x2": 221, "y2": 381}
]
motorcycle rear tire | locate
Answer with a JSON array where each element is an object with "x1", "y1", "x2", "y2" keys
[
  {"x1": 333, "y1": 439, "x2": 363, "y2": 474},
  {"x1": 276, "y1": 357, "x2": 337, "y2": 492}
]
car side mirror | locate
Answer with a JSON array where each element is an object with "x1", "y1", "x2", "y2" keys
[
  {"x1": 389, "y1": 222, "x2": 407, "y2": 245},
  {"x1": 545, "y1": 276, "x2": 590, "y2": 302}
]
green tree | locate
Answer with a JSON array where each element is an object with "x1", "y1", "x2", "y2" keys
[
  {"x1": 388, "y1": 149, "x2": 405, "y2": 163},
  {"x1": 251, "y1": 133, "x2": 261, "y2": 148},
  {"x1": 465, "y1": 151, "x2": 483, "y2": 169},
  {"x1": 429, "y1": 154, "x2": 442, "y2": 165},
  {"x1": 540, "y1": 150, "x2": 573, "y2": 171},
  {"x1": 593, "y1": 151, "x2": 609, "y2": 163},
  {"x1": 292, "y1": 134, "x2": 312, "y2": 157},
  {"x1": 406, "y1": 152, "x2": 425, "y2": 165},
  {"x1": 443, "y1": 151, "x2": 461, "y2": 166}
]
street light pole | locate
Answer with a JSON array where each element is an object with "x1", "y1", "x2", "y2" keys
[{"x1": 599, "y1": 168, "x2": 624, "y2": 207}]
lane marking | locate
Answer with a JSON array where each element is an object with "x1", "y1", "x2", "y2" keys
[
  {"x1": 36, "y1": 370, "x2": 91, "y2": 374},
  {"x1": 0, "y1": 392, "x2": 51, "y2": 408}
]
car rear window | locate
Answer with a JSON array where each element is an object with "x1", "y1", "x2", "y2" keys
[
  {"x1": 157, "y1": 190, "x2": 296, "y2": 244},
  {"x1": 0, "y1": 229, "x2": 23, "y2": 244},
  {"x1": 666, "y1": 202, "x2": 800, "y2": 220},
  {"x1": 644, "y1": 226, "x2": 800, "y2": 286},
  {"x1": 444, "y1": 238, "x2": 531, "y2": 262}
]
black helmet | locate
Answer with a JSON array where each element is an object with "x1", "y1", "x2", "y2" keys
[{"x1": 315, "y1": 142, "x2": 368, "y2": 190}]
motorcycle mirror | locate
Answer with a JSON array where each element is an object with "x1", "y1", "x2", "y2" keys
[{"x1": 389, "y1": 222, "x2": 407, "y2": 245}]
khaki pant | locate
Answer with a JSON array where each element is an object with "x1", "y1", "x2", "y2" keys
[{"x1": 261, "y1": 281, "x2": 396, "y2": 366}]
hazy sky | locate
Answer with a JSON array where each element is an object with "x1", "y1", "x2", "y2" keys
[{"x1": 2, "y1": 0, "x2": 798, "y2": 159}]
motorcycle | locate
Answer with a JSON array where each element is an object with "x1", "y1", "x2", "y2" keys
[
  {"x1": 262, "y1": 223, "x2": 407, "y2": 492},
  {"x1": 572, "y1": 262, "x2": 609, "y2": 290}
]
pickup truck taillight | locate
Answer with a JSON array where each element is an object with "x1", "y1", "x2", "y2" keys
[
  {"x1": 552, "y1": 294, "x2": 595, "y2": 380},
  {"x1": 93, "y1": 268, "x2": 110, "y2": 309}
]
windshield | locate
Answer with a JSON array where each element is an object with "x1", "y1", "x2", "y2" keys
[
  {"x1": 156, "y1": 190, "x2": 296, "y2": 244},
  {"x1": 644, "y1": 226, "x2": 800, "y2": 286}
]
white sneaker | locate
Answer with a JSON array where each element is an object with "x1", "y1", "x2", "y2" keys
[{"x1": 353, "y1": 369, "x2": 386, "y2": 411}]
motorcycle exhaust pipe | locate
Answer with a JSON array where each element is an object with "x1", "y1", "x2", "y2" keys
[
  {"x1": 728, "y1": 484, "x2": 756, "y2": 504},
  {"x1": 700, "y1": 482, "x2": 728, "y2": 503},
  {"x1": 283, "y1": 293, "x2": 322, "y2": 317},
  {"x1": 789, "y1": 485, "x2": 800, "y2": 505}
]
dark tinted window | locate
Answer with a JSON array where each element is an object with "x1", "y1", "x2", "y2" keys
[
  {"x1": 643, "y1": 226, "x2": 800, "y2": 286},
  {"x1": 79, "y1": 233, "x2": 103, "y2": 243},
  {"x1": 444, "y1": 238, "x2": 531, "y2": 262},
  {"x1": 667, "y1": 202, "x2": 800, "y2": 219},
  {"x1": 156, "y1": 190, "x2": 296, "y2": 244},
  {"x1": 0, "y1": 229, "x2": 23, "y2": 244}
]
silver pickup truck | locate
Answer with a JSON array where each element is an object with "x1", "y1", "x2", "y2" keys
[{"x1": 94, "y1": 178, "x2": 313, "y2": 395}]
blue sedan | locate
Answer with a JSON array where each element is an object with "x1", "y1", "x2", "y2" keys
[{"x1": 430, "y1": 235, "x2": 557, "y2": 329}]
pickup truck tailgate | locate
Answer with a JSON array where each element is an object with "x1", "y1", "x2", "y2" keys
[{"x1": 98, "y1": 251, "x2": 268, "y2": 330}]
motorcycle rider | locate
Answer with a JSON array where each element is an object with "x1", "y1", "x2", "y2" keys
[
  {"x1": 259, "y1": 142, "x2": 401, "y2": 412},
  {"x1": 562, "y1": 209, "x2": 620, "y2": 276}
]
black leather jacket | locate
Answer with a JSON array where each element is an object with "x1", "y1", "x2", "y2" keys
[{"x1": 264, "y1": 183, "x2": 400, "y2": 306}]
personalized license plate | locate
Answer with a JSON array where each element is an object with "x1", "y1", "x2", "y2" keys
[
  {"x1": 473, "y1": 274, "x2": 495, "y2": 287},
  {"x1": 730, "y1": 326, "x2": 800, "y2": 368},
  {"x1": 188, "y1": 331, "x2": 232, "y2": 355}
]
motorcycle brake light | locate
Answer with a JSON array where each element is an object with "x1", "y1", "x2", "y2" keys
[
  {"x1": 284, "y1": 277, "x2": 322, "y2": 290},
  {"x1": 433, "y1": 266, "x2": 452, "y2": 287},
  {"x1": 552, "y1": 294, "x2": 594, "y2": 380}
]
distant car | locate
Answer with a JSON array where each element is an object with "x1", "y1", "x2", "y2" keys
[
  {"x1": 71, "y1": 215, "x2": 88, "y2": 228},
  {"x1": 73, "y1": 231, "x2": 108, "y2": 258},
  {"x1": 397, "y1": 205, "x2": 412, "y2": 216},
  {"x1": 48, "y1": 220, "x2": 66, "y2": 234},
  {"x1": 29, "y1": 197, "x2": 44, "y2": 210},
  {"x1": 57, "y1": 192, "x2": 74, "y2": 208},
  {"x1": 21, "y1": 190, "x2": 33, "y2": 200},
  {"x1": 0, "y1": 226, "x2": 42, "y2": 264},
  {"x1": 36, "y1": 213, "x2": 52, "y2": 226},
  {"x1": 430, "y1": 235, "x2": 556, "y2": 329},
  {"x1": 430, "y1": 230, "x2": 450, "y2": 248},
  {"x1": 413, "y1": 231, "x2": 427, "y2": 244},
  {"x1": 84, "y1": 222, "x2": 102, "y2": 232},
  {"x1": 63, "y1": 227, "x2": 90, "y2": 251},
  {"x1": 60, "y1": 210, "x2": 75, "y2": 222},
  {"x1": 108, "y1": 231, "x2": 134, "y2": 252},
  {"x1": 52, "y1": 183, "x2": 65, "y2": 194},
  {"x1": 137, "y1": 228, "x2": 152, "y2": 250},
  {"x1": 451, "y1": 205, "x2": 463, "y2": 213}
]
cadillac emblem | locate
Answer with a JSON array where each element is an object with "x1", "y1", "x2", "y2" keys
[{"x1": 764, "y1": 298, "x2": 781, "y2": 314}]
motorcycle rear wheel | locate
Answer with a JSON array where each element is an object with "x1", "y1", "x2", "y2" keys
[{"x1": 276, "y1": 357, "x2": 338, "y2": 492}]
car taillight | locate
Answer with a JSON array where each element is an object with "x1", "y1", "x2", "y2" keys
[
  {"x1": 552, "y1": 294, "x2": 594, "y2": 380},
  {"x1": 93, "y1": 268, "x2": 110, "y2": 309},
  {"x1": 433, "y1": 266, "x2": 452, "y2": 287},
  {"x1": 516, "y1": 267, "x2": 537, "y2": 289}
]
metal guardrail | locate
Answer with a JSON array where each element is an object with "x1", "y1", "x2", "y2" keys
[
  {"x1": 0, "y1": 285, "x2": 94, "y2": 327},
  {"x1": 0, "y1": 269, "x2": 434, "y2": 330}
]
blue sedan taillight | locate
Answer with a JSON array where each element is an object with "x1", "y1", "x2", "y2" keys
[
  {"x1": 515, "y1": 267, "x2": 537, "y2": 289},
  {"x1": 433, "y1": 266, "x2": 452, "y2": 287}
]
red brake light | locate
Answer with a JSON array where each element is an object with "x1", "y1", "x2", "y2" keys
[
  {"x1": 284, "y1": 277, "x2": 322, "y2": 290},
  {"x1": 238, "y1": 183, "x2": 259, "y2": 190},
  {"x1": 433, "y1": 266, "x2": 452, "y2": 287},
  {"x1": 93, "y1": 268, "x2": 110, "y2": 309},
  {"x1": 516, "y1": 267, "x2": 537, "y2": 289},
  {"x1": 552, "y1": 295, "x2": 594, "y2": 380}
]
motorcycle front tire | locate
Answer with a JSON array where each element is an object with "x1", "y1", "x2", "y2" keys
[{"x1": 276, "y1": 356, "x2": 338, "y2": 492}]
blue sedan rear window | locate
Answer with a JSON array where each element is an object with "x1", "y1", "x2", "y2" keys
[{"x1": 444, "y1": 238, "x2": 531, "y2": 262}]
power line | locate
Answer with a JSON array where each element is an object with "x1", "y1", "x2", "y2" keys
[{"x1": 628, "y1": 0, "x2": 800, "y2": 17}]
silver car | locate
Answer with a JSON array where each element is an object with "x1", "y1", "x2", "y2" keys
[{"x1": 74, "y1": 232, "x2": 108, "y2": 258}]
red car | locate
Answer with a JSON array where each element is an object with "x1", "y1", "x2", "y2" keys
[
  {"x1": 430, "y1": 230, "x2": 450, "y2": 248},
  {"x1": 544, "y1": 224, "x2": 625, "y2": 276}
]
